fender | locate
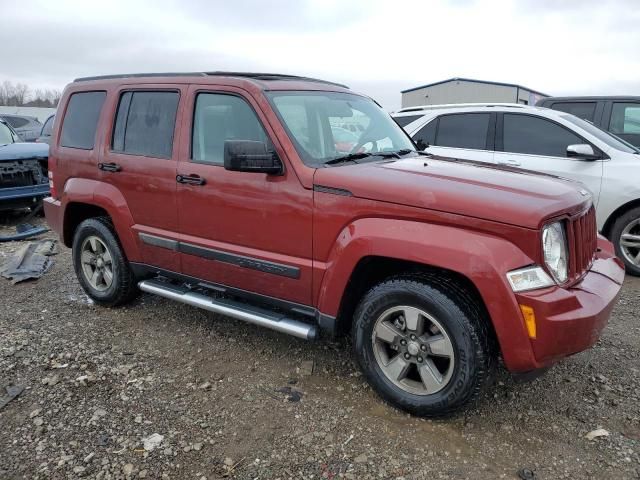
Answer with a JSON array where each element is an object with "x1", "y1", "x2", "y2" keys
[
  {"x1": 61, "y1": 178, "x2": 141, "y2": 261},
  {"x1": 316, "y1": 218, "x2": 538, "y2": 372}
]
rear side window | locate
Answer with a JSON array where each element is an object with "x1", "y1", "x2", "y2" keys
[
  {"x1": 413, "y1": 119, "x2": 437, "y2": 150},
  {"x1": 192, "y1": 93, "x2": 269, "y2": 165},
  {"x1": 435, "y1": 113, "x2": 490, "y2": 150},
  {"x1": 60, "y1": 91, "x2": 106, "y2": 149},
  {"x1": 112, "y1": 91, "x2": 179, "y2": 159},
  {"x1": 4, "y1": 116, "x2": 29, "y2": 128},
  {"x1": 550, "y1": 102, "x2": 596, "y2": 122},
  {"x1": 503, "y1": 114, "x2": 583, "y2": 157},
  {"x1": 394, "y1": 115, "x2": 423, "y2": 128},
  {"x1": 609, "y1": 103, "x2": 640, "y2": 134}
]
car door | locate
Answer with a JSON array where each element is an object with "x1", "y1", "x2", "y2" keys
[
  {"x1": 495, "y1": 113, "x2": 604, "y2": 203},
  {"x1": 605, "y1": 101, "x2": 640, "y2": 148},
  {"x1": 413, "y1": 113, "x2": 495, "y2": 165},
  {"x1": 99, "y1": 86, "x2": 185, "y2": 272},
  {"x1": 175, "y1": 85, "x2": 313, "y2": 306}
]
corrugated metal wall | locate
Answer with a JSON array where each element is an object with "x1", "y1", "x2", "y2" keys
[{"x1": 401, "y1": 80, "x2": 541, "y2": 108}]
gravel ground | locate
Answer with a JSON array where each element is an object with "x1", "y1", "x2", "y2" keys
[{"x1": 1, "y1": 218, "x2": 639, "y2": 479}]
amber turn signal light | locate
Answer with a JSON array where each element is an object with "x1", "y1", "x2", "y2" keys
[{"x1": 519, "y1": 305, "x2": 537, "y2": 339}]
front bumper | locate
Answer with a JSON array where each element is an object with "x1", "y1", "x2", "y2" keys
[
  {"x1": 510, "y1": 237, "x2": 624, "y2": 371},
  {"x1": 0, "y1": 183, "x2": 49, "y2": 201}
]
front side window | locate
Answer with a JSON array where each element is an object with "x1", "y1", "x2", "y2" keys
[
  {"x1": 503, "y1": 114, "x2": 583, "y2": 157},
  {"x1": 192, "y1": 93, "x2": 269, "y2": 164},
  {"x1": 42, "y1": 115, "x2": 55, "y2": 136},
  {"x1": 435, "y1": 113, "x2": 490, "y2": 150},
  {"x1": 0, "y1": 122, "x2": 15, "y2": 144},
  {"x1": 112, "y1": 91, "x2": 179, "y2": 159},
  {"x1": 610, "y1": 103, "x2": 640, "y2": 134},
  {"x1": 413, "y1": 119, "x2": 437, "y2": 150},
  {"x1": 551, "y1": 102, "x2": 596, "y2": 122},
  {"x1": 267, "y1": 91, "x2": 414, "y2": 166},
  {"x1": 394, "y1": 114, "x2": 423, "y2": 128},
  {"x1": 60, "y1": 91, "x2": 106, "y2": 149}
]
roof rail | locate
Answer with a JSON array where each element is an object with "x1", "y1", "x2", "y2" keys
[
  {"x1": 73, "y1": 71, "x2": 349, "y2": 89},
  {"x1": 74, "y1": 72, "x2": 207, "y2": 82},
  {"x1": 204, "y1": 72, "x2": 349, "y2": 89},
  {"x1": 396, "y1": 103, "x2": 527, "y2": 113}
]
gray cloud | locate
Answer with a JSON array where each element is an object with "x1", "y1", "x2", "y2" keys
[{"x1": 0, "y1": 0, "x2": 638, "y2": 110}]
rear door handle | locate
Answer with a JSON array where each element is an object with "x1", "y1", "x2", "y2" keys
[
  {"x1": 176, "y1": 174, "x2": 206, "y2": 186},
  {"x1": 98, "y1": 162, "x2": 121, "y2": 172}
]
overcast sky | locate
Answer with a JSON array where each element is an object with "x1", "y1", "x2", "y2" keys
[{"x1": 2, "y1": 0, "x2": 639, "y2": 109}]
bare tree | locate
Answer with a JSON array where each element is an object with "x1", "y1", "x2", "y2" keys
[{"x1": 0, "y1": 81, "x2": 61, "y2": 107}]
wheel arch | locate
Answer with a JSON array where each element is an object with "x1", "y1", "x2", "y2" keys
[
  {"x1": 316, "y1": 218, "x2": 539, "y2": 372},
  {"x1": 61, "y1": 179, "x2": 140, "y2": 260},
  {"x1": 601, "y1": 198, "x2": 640, "y2": 239}
]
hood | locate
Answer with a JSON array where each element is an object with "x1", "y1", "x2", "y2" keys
[
  {"x1": 0, "y1": 142, "x2": 49, "y2": 162},
  {"x1": 313, "y1": 156, "x2": 592, "y2": 229}
]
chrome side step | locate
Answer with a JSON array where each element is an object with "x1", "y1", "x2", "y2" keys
[{"x1": 138, "y1": 279, "x2": 318, "y2": 340}]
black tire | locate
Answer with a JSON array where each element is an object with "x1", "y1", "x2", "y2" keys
[
  {"x1": 352, "y1": 274, "x2": 495, "y2": 417},
  {"x1": 72, "y1": 217, "x2": 139, "y2": 306},
  {"x1": 610, "y1": 207, "x2": 640, "y2": 276}
]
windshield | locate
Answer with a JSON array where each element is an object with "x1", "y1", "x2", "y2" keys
[
  {"x1": 0, "y1": 122, "x2": 15, "y2": 145},
  {"x1": 267, "y1": 91, "x2": 415, "y2": 166},
  {"x1": 561, "y1": 114, "x2": 639, "y2": 154}
]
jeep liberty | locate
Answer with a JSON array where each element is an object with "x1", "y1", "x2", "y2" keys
[{"x1": 44, "y1": 72, "x2": 624, "y2": 416}]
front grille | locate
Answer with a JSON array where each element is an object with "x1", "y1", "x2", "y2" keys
[{"x1": 567, "y1": 206, "x2": 597, "y2": 281}]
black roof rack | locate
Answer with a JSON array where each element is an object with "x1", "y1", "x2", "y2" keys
[
  {"x1": 204, "y1": 72, "x2": 348, "y2": 88},
  {"x1": 74, "y1": 71, "x2": 349, "y2": 89},
  {"x1": 74, "y1": 72, "x2": 207, "y2": 82}
]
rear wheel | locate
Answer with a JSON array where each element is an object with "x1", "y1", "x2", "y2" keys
[
  {"x1": 611, "y1": 207, "x2": 640, "y2": 276},
  {"x1": 352, "y1": 275, "x2": 494, "y2": 416},
  {"x1": 72, "y1": 217, "x2": 139, "y2": 306}
]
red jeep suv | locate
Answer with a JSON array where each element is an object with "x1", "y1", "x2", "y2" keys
[{"x1": 44, "y1": 72, "x2": 624, "y2": 416}]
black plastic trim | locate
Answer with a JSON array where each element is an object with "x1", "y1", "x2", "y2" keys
[
  {"x1": 313, "y1": 185, "x2": 353, "y2": 197},
  {"x1": 138, "y1": 233, "x2": 300, "y2": 279},
  {"x1": 139, "y1": 232, "x2": 178, "y2": 251}
]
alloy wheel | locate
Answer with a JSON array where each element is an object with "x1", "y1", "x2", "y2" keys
[
  {"x1": 80, "y1": 235, "x2": 114, "y2": 292},
  {"x1": 371, "y1": 306, "x2": 455, "y2": 396},
  {"x1": 620, "y1": 218, "x2": 640, "y2": 267}
]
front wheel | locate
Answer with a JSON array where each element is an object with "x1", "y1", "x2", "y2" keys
[
  {"x1": 72, "y1": 217, "x2": 139, "y2": 306},
  {"x1": 610, "y1": 207, "x2": 640, "y2": 277},
  {"x1": 352, "y1": 275, "x2": 494, "y2": 417}
]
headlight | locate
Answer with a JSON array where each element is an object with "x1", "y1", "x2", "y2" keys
[
  {"x1": 542, "y1": 221, "x2": 568, "y2": 283},
  {"x1": 507, "y1": 266, "x2": 555, "y2": 292}
]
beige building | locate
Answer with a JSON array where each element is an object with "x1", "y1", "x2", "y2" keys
[{"x1": 401, "y1": 78, "x2": 549, "y2": 109}]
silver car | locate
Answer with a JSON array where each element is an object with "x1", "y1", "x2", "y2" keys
[
  {"x1": 393, "y1": 103, "x2": 640, "y2": 275},
  {"x1": 0, "y1": 114, "x2": 42, "y2": 142}
]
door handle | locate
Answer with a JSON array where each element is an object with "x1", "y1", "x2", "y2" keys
[
  {"x1": 98, "y1": 162, "x2": 121, "y2": 172},
  {"x1": 497, "y1": 159, "x2": 521, "y2": 167},
  {"x1": 176, "y1": 174, "x2": 206, "y2": 186}
]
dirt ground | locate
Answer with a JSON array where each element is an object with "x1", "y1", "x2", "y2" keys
[{"x1": 1, "y1": 219, "x2": 639, "y2": 480}]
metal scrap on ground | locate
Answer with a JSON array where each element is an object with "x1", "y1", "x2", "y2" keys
[
  {"x1": 0, "y1": 222, "x2": 49, "y2": 242},
  {"x1": 0, "y1": 239, "x2": 57, "y2": 283},
  {"x1": 0, "y1": 385, "x2": 25, "y2": 410}
]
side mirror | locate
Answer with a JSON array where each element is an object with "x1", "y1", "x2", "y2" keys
[
  {"x1": 224, "y1": 140, "x2": 283, "y2": 175},
  {"x1": 567, "y1": 144, "x2": 599, "y2": 160}
]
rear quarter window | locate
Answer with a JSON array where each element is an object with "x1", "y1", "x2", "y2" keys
[{"x1": 60, "y1": 91, "x2": 107, "y2": 149}]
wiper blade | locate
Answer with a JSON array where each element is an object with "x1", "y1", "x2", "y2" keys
[
  {"x1": 323, "y1": 152, "x2": 374, "y2": 165},
  {"x1": 396, "y1": 148, "x2": 431, "y2": 157}
]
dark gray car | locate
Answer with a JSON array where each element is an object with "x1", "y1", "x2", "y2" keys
[
  {"x1": 0, "y1": 114, "x2": 42, "y2": 142},
  {"x1": 35, "y1": 114, "x2": 55, "y2": 145},
  {"x1": 537, "y1": 96, "x2": 640, "y2": 149}
]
